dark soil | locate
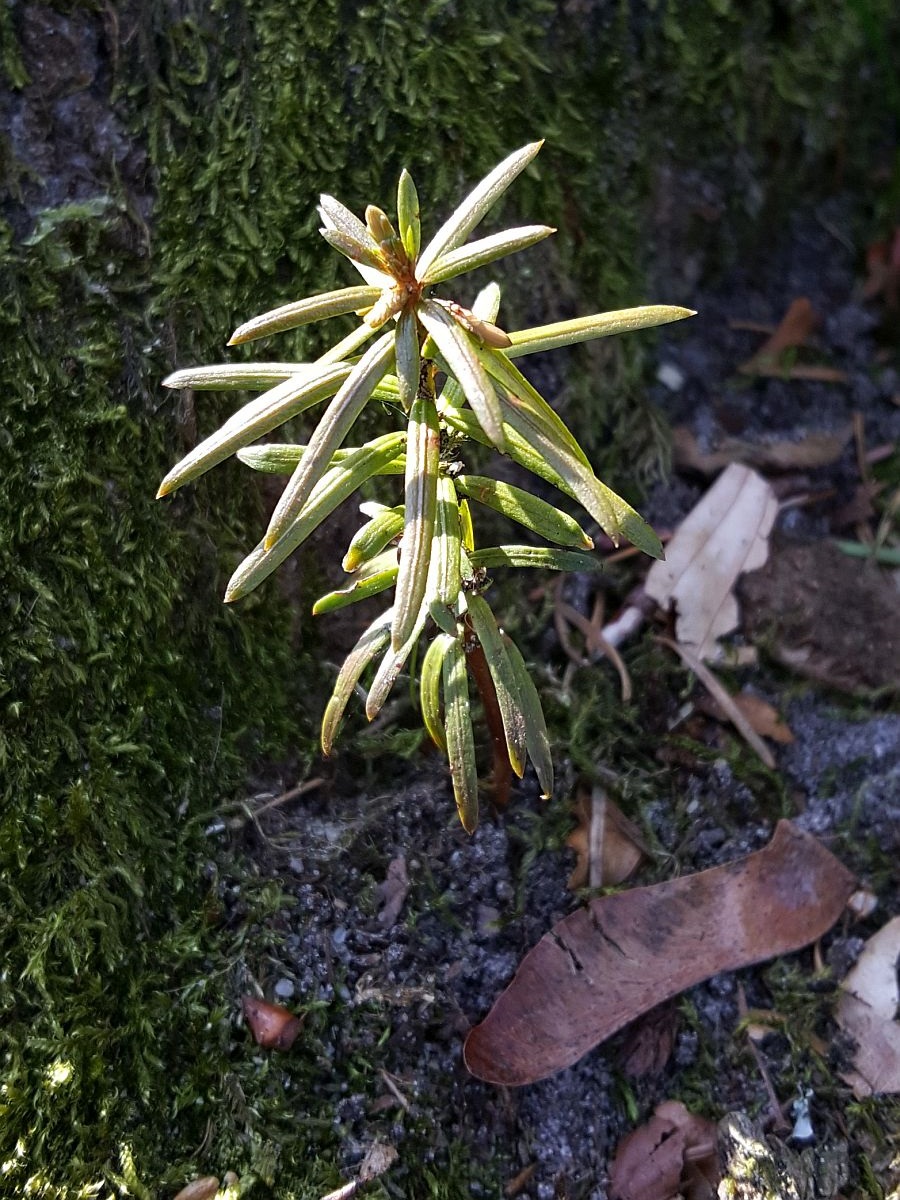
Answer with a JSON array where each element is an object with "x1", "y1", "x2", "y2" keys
[{"x1": 220, "y1": 206, "x2": 900, "y2": 1198}]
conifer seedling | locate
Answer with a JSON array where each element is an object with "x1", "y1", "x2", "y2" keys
[{"x1": 158, "y1": 142, "x2": 693, "y2": 831}]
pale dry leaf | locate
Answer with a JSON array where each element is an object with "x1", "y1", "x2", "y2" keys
[
  {"x1": 836, "y1": 916, "x2": 900, "y2": 1098},
  {"x1": 567, "y1": 786, "x2": 647, "y2": 891},
  {"x1": 644, "y1": 463, "x2": 777, "y2": 662}
]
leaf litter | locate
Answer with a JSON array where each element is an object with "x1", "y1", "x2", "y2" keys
[
  {"x1": 464, "y1": 821, "x2": 855, "y2": 1085},
  {"x1": 835, "y1": 916, "x2": 900, "y2": 1098}
]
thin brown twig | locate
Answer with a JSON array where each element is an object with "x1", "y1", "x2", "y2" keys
[{"x1": 737, "y1": 983, "x2": 790, "y2": 1132}]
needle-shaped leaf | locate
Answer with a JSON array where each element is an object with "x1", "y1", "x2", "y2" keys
[
  {"x1": 319, "y1": 195, "x2": 394, "y2": 288},
  {"x1": 320, "y1": 228, "x2": 390, "y2": 275},
  {"x1": 478, "y1": 345, "x2": 590, "y2": 468},
  {"x1": 366, "y1": 601, "x2": 429, "y2": 720},
  {"x1": 225, "y1": 433, "x2": 405, "y2": 601},
  {"x1": 392, "y1": 391, "x2": 440, "y2": 649},
  {"x1": 420, "y1": 633, "x2": 451, "y2": 754},
  {"x1": 501, "y1": 633, "x2": 553, "y2": 798},
  {"x1": 162, "y1": 363, "x2": 313, "y2": 390},
  {"x1": 421, "y1": 225, "x2": 555, "y2": 286},
  {"x1": 263, "y1": 331, "x2": 395, "y2": 549},
  {"x1": 418, "y1": 299, "x2": 505, "y2": 449},
  {"x1": 498, "y1": 392, "x2": 664, "y2": 558},
  {"x1": 227, "y1": 286, "x2": 381, "y2": 346},
  {"x1": 318, "y1": 321, "x2": 378, "y2": 364},
  {"x1": 321, "y1": 608, "x2": 394, "y2": 755},
  {"x1": 237, "y1": 444, "x2": 405, "y2": 476},
  {"x1": 156, "y1": 364, "x2": 351, "y2": 498},
  {"x1": 312, "y1": 551, "x2": 398, "y2": 615},
  {"x1": 394, "y1": 308, "x2": 420, "y2": 412},
  {"x1": 465, "y1": 594, "x2": 527, "y2": 778},
  {"x1": 468, "y1": 546, "x2": 603, "y2": 572},
  {"x1": 343, "y1": 505, "x2": 404, "y2": 572},
  {"x1": 442, "y1": 635, "x2": 479, "y2": 833},
  {"x1": 416, "y1": 141, "x2": 544, "y2": 281},
  {"x1": 397, "y1": 168, "x2": 421, "y2": 260},
  {"x1": 506, "y1": 305, "x2": 696, "y2": 358},
  {"x1": 429, "y1": 474, "x2": 462, "y2": 633},
  {"x1": 455, "y1": 474, "x2": 592, "y2": 549}
]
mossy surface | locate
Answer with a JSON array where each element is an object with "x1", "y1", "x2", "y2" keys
[{"x1": 1, "y1": 0, "x2": 898, "y2": 1195}]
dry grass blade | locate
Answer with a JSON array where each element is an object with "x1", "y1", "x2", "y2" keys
[{"x1": 657, "y1": 635, "x2": 776, "y2": 768}]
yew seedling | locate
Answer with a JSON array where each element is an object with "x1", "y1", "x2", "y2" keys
[{"x1": 158, "y1": 142, "x2": 693, "y2": 830}]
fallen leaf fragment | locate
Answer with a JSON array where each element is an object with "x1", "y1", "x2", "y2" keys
[
  {"x1": 696, "y1": 690, "x2": 794, "y2": 744},
  {"x1": 836, "y1": 916, "x2": 900, "y2": 1098},
  {"x1": 173, "y1": 1179, "x2": 219, "y2": 1200},
  {"x1": 609, "y1": 1100, "x2": 719, "y2": 1200},
  {"x1": 644, "y1": 463, "x2": 777, "y2": 662},
  {"x1": 618, "y1": 1004, "x2": 678, "y2": 1078},
  {"x1": 241, "y1": 995, "x2": 303, "y2": 1050},
  {"x1": 464, "y1": 821, "x2": 854, "y2": 1085},
  {"x1": 320, "y1": 1143, "x2": 398, "y2": 1200},
  {"x1": 567, "y1": 786, "x2": 647, "y2": 891},
  {"x1": 673, "y1": 425, "x2": 852, "y2": 476},
  {"x1": 737, "y1": 298, "x2": 848, "y2": 383},
  {"x1": 376, "y1": 854, "x2": 409, "y2": 927}
]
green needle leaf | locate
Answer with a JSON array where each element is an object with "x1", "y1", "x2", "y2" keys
[
  {"x1": 501, "y1": 633, "x2": 553, "y2": 798},
  {"x1": 321, "y1": 609, "x2": 393, "y2": 755},
  {"x1": 455, "y1": 474, "x2": 592, "y2": 549},
  {"x1": 397, "y1": 168, "x2": 421, "y2": 260},
  {"x1": 430, "y1": 474, "x2": 462, "y2": 633},
  {"x1": 421, "y1": 224, "x2": 555, "y2": 286},
  {"x1": 506, "y1": 305, "x2": 696, "y2": 358},
  {"x1": 392, "y1": 391, "x2": 440, "y2": 650},
  {"x1": 156, "y1": 364, "x2": 351, "y2": 498},
  {"x1": 465, "y1": 594, "x2": 527, "y2": 778},
  {"x1": 468, "y1": 546, "x2": 603, "y2": 572},
  {"x1": 498, "y1": 391, "x2": 664, "y2": 558},
  {"x1": 225, "y1": 432, "x2": 405, "y2": 600},
  {"x1": 394, "y1": 308, "x2": 420, "y2": 413},
  {"x1": 237, "y1": 444, "x2": 405, "y2": 476},
  {"x1": 227, "y1": 286, "x2": 381, "y2": 346},
  {"x1": 420, "y1": 633, "x2": 452, "y2": 754},
  {"x1": 320, "y1": 228, "x2": 390, "y2": 275},
  {"x1": 263, "y1": 331, "x2": 395, "y2": 549},
  {"x1": 343, "y1": 505, "x2": 404, "y2": 572},
  {"x1": 162, "y1": 363, "x2": 314, "y2": 390},
  {"x1": 442, "y1": 635, "x2": 479, "y2": 833},
  {"x1": 312, "y1": 551, "x2": 398, "y2": 615},
  {"x1": 418, "y1": 299, "x2": 505, "y2": 449},
  {"x1": 416, "y1": 140, "x2": 544, "y2": 281}
]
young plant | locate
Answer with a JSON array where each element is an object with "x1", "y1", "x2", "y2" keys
[{"x1": 158, "y1": 142, "x2": 693, "y2": 831}]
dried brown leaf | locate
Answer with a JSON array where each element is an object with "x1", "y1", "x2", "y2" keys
[
  {"x1": 241, "y1": 995, "x2": 303, "y2": 1050},
  {"x1": 376, "y1": 854, "x2": 409, "y2": 927},
  {"x1": 464, "y1": 822, "x2": 855, "y2": 1085},
  {"x1": 673, "y1": 425, "x2": 852, "y2": 476},
  {"x1": 173, "y1": 1179, "x2": 220, "y2": 1200},
  {"x1": 836, "y1": 916, "x2": 900, "y2": 1098},
  {"x1": 609, "y1": 1100, "x2": 719, "y2": 1200},
  {"x1": 695, "y1": 691, "x2": 795, "y2": 745},
  {"x1": 644, "y1": 463, "x2": 777, "y2": 662},
  {"x1": 618, "y1": 1004, "x2": 678, "y2": 1078}
]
